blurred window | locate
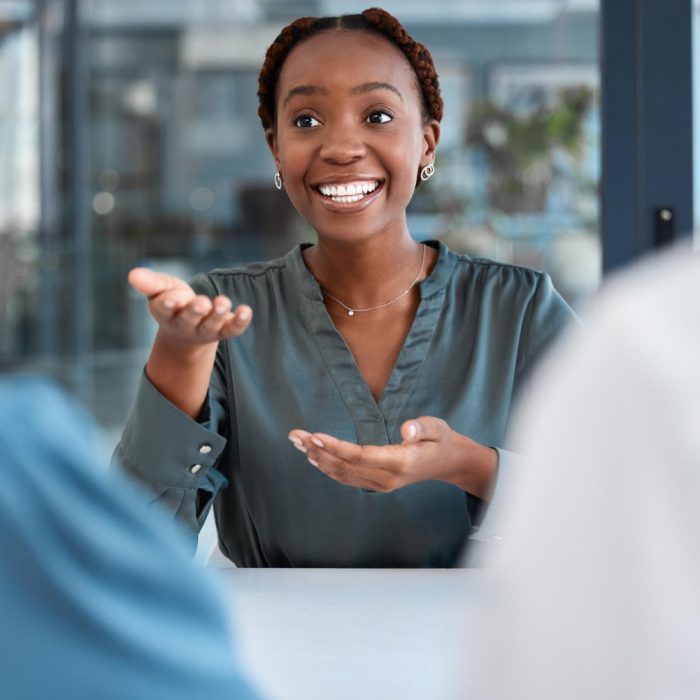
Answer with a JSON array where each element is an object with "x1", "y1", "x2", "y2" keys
[{"x1": 0, "y1": 0, "x2": 600, "y2": 434}]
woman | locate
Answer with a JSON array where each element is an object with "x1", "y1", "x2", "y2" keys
[{"x1": 116, "y1": 8, "x2": 574, "y2": 567}]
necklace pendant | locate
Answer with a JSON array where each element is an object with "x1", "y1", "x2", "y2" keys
[{"x1": 348, "y1": 310, "x2": 354, "y2": 316}]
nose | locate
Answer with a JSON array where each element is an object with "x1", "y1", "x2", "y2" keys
[{"x1": 319, "y1": 124, "x2": 366, "y2": 164}]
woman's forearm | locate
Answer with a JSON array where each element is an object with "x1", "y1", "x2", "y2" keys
[{"x1": 145, "y1": 333, "x2": 219, "y2": 419}]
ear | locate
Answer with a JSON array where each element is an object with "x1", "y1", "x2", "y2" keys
[
  {"x1": 421, "y1": 119, "x2": 440, "y2": 163},
  {"x1": 415, "y1": 120, "x2": 440, "y2": 187},
  {"x1": 265, "y1": 128, "x2": 282, "y2": 173}
]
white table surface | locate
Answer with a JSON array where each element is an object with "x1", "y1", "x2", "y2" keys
[{"x1": 216, "y1": 569, "x2": 480, "y2": 700}]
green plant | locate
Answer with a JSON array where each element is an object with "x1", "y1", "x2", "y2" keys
[{"x1": 467, "y1": 86, "x2": 594, "y2": 213}]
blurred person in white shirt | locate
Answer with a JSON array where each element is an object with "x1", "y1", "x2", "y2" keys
[{"x1": 465, "y1": 242, "x2": 700, "y2": 700}]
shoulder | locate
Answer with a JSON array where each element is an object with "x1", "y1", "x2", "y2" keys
[
  {"x1": 210, "y1": 253, "x2": 288, "y2": 282},
  {"x1": 437, "y1": 243, "x2": 575, "y2": 336},
  {"x1": 446, "y1": 245, "x2": 551, "y2": 300},
  {"x1": 458, "y1": 251, "x2": 545, "y2": 282},
  {"x1": 191, "y1": 248, "x2": 296, "y2": 297},
  {"x1": 0, "y1": 375, "x2": 102, "y2": 470}
]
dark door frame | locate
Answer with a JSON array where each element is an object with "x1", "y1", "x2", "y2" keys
[{"x1": 601, "y1": 0, "x2": 693, "y2": 272}]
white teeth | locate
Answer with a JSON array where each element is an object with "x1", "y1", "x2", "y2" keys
[
  {"x1": 317, "y1": 181, "x2": 379, "y2": 200},
  {"x1": 332, "y1": 194, "x2": 364, "y2": 203}
]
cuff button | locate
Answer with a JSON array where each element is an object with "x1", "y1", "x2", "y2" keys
[
  {"x1": 190, "y1": 463, "x2": 203, "y2": 474},
  {"x1": 198, "y1": 443, "x2": 212, "y2": 455}
]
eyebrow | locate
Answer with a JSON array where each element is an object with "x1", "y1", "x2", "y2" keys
[
  {"x1": 283, "y1": 85, "x2": 328, "y2": 106},
  {"x1": 349, "y1": 82, "x2": 404, "y2": 101},
  {"x1": 282, "y1": 81, "x2": 403, "y2": 107}
]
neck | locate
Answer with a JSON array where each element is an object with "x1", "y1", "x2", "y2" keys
[{"x1": 304, "y1": 232, "x2": 425, "y2": 309}]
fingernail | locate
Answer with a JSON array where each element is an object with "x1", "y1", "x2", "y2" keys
[
  {"x1": 215, "y1": 303, "x2": 226, "y2": 314},
  {"x1": 308, "y1": 458, "x2": 319, "y2": 467},
  {"x1": 407, "y1": 423, "x2": 417, "y2": 439},
  {"x1": 310, "y1": 437, "x2": 324, "y2": 448},
  {"x1": 164, "y1": 299, "x2": 175, "y2": 309},
  {"x1": 237, "y1": 308, "x2": 251, "y2": 322},
  {"x1": 289, "y1": 437, "x2": 306, "y2": 453},
  {"x1": 288, "y1": 435, "x2": 306, "y2": 454}
]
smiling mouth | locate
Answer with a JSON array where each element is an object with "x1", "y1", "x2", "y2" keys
[{"x1": 314, "y1": 179, "x2": 383, "y2": 204}]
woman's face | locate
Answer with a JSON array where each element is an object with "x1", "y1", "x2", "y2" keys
[{"x1": 266, "y1": 30, "x2": 439, "y2": 245}]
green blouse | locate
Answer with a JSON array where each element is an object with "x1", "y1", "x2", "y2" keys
[{"x1": 116, "y1": 241, "x2": 574, "y2": 567}]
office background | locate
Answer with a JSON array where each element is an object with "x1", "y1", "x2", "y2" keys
[{"x1": 0, "y1": 0, "x2": 693, "y2": 439}]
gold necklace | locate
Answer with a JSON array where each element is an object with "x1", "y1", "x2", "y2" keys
[{"x1": 322, "y1": 244, "x2": 426, "y2": 317}]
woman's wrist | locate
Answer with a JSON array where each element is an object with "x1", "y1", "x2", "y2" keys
[
  {"x1": 146, "y1": 333, "x2": 219, "y2": 418},
  {"x1": 444, "y1": 430, "x2": 498, "y2": 501}
]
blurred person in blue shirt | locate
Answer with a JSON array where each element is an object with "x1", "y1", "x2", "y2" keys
[{"x1": 0, "y1": 375, "x2": 259, "y2": 700}]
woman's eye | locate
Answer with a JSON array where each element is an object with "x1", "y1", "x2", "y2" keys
[
  {"x1": 294, "y1": 115, "x2": 320, "y2": 128},
  {"x1": 367, "y1": 111, "x2": 393, "y2": 124}
]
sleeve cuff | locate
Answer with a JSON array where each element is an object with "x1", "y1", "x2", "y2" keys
[
  {"x1": 469, "y1": 447, "x2": 523, "y2": 543},
  {"x1": 116, "y1": 370, "x2": 227, "y2": 490}
]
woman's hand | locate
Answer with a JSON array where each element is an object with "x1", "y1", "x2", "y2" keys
[
  {"x1": 288, "y1": 417, "x2": 498, "y2": 499},
  {"x1": 128, "y1": 267, "x2": 253, "y2": 418},
  {"x1": 128, "y1": 268, "x2": 252, "y2": 347}
]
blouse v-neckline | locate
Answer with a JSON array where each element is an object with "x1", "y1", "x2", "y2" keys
[{"x1": 289, "y1": 241, "x2": 457, "y2": 444}]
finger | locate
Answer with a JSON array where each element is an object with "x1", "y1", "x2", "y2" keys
[
  {"x1": 288, "y1": 430, "x2": 311, "y2": 450},
  {"x1": 216, "y1": 304, "x2": 253, "y2": 339},
  {"x1": 197, "y1": 295, "x2": 233, "y2": 334},
  {"x1": 149, "y1": 288, "x2": 195, "y2": 320},
  {"x1": 290, "y1": 431, "x2": 407, "y2": 490},
  {"x1": 305, "y1": 433, "x2": 404, "y2": 472},
  {"x1": 128, "y1": 267, "x2": 189, "y2": 299},
  {"x1": 303, "y1": 433, "x2": 364, "y2": 463},
  {"x1": 174, "y1": 294, "x2": 215, "y2": 329},
  {"x1": 288, "y1": 430, "x2": 312, "y2": 442},
  {"x1": 308, "y1": 450, "x2": 393, "y2": 491},
  {"x1": 400, "y1": 416, "x2": 448, "y2": 444}
]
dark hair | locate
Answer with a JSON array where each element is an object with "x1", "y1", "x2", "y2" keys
[{"x1": 257, "y1": 7, "x2": 443, "y2": 130}]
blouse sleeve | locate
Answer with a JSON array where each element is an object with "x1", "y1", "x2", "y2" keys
[
  {"x1": 112, "y1": 273, "x2": 231, "y2": 548},
  {"x1": 469, "y1": 271, "x2": 578, "y2": 541},
  {"x1": 515, "y1": 271, "x2": 577, "y2": 389}
]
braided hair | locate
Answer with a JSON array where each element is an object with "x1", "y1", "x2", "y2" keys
[{"x1": 257, "y1": 7, "x2": 443, "y2": 131}]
